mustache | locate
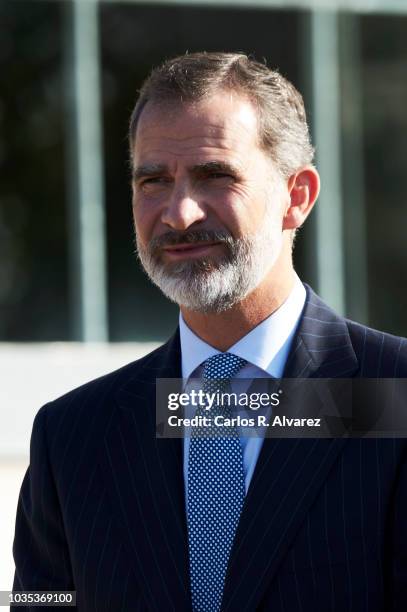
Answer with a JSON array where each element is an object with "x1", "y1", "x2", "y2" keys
[{"x1": 148, "y1": 230, "x2": 235, "y2": 255}]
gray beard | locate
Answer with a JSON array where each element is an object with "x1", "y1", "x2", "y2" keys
[{"x1": 135, "y1": 219, "x2": 283, "y2": 314}]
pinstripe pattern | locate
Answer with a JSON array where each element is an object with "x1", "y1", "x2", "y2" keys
[{"x1": 12, "y1": 284, "x2": 407, "y2": 611}]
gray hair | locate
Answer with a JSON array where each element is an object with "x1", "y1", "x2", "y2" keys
[{"x1": 129, "y1": 51, "x2": 314, "y2": 178}]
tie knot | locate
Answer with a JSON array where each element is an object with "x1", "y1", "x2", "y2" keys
[{"x1": 202, "y1": 352, "x2": 247, "y2": 380}]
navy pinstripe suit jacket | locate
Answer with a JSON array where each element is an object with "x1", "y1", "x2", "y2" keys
[{"x1": 12, "y1": 285, "x2": 407, "y2": 611}]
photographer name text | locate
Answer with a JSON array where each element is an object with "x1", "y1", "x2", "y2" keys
[{"x1": 168, "y1": 415, "x2": 321, "y2": 428}]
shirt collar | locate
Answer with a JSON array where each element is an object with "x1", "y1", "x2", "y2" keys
[{"x1": 179, "y1": 275, "x2": 306, "y2": 380}]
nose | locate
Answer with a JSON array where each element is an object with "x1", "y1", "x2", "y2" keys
[{"x1": 161, "y1": 186, "x2": 206, "y2": 231}]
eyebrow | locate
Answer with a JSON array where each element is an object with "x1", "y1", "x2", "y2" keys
[
  {"x1": 132, "y1": 163, "x2": 167, "y2": 182},
  {"x1": 132, "y1": 160, "x2": 242, "y2": 182},
  {"x1": 190, "y1": 161, "x2": 242, "y2": 176}
]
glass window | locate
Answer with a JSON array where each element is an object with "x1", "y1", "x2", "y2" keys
[{"x1": 0, "y1": 1, "x2": 68, "y2": 340}]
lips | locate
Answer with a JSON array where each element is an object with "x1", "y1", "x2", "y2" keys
[{"x1": 162, "y1": 242, "x2": 221, "y2": 258}]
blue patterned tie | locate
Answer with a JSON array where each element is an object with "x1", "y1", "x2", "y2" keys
[{"x1": 187, "y1": 353, "x2": 247, "y2": 612}]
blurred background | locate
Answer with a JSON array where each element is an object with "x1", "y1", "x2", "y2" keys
[{"x1": 1, "y1": 0, "x2": 406, "y2": 591}]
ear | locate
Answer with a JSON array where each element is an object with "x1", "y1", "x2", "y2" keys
[{"x1": 282, "y1": 166, "x2": 320, "y2": 230}]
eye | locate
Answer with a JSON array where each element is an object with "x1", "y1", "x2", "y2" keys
[
  {"x1": 207, "y1": 172, "x2": 233, "y2": 181},
  {"x1": 142, "y1": 177, "x2": 165, "y2": 184},
  {"x1": 139, "y1": 176, "x2": 170, "y2": 193}
]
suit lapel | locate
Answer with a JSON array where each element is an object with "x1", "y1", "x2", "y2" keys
[
  {"x1": 100, "y1": 331, "x2": 191, "y2": 611},
  {"x1": 283, "y1": 284, "x2": 359, "y2": 380},
  {"x1": 222, "y1": 286, "x2": 359, "y2": 611}
]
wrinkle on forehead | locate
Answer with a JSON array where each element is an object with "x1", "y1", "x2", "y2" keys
[
  {"x1": 135, "y1": 137, "x2": 248, "y2": 163},
  {"x1": 133, "y1": 93, "x2": 260, "y2": 161}
]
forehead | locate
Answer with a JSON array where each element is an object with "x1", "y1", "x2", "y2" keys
[{"x1": 131, "y1": 92, "x2": 262, "y2": 167}]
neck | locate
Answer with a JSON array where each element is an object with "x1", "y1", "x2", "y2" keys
[{"x1": 180, "y1": 247, "x2": 296, "y2": 352}]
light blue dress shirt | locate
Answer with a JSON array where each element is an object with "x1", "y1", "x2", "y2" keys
[{"x1": 180, "y1": 275, "x2": 306, "y2": 501}]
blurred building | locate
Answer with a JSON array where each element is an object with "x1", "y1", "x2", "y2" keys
[
  {"x1": 0, "y1": 0, "x2": 406, "y2": 587},
  {"x1": 1, "y1": 0, "x2": 407, "y2": 347}
]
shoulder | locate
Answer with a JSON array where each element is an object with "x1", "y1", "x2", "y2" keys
[
  {"x1": 301, "y1": 284, "x2": 407, "y2": 377},
  {"x1": 34, "y1": 335, "x2": 178, "y2": 430},
  {"x1": 344, "y1": 318, "x2": 407, "y2": 376}
]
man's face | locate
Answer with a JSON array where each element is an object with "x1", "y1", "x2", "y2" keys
[{"x1": 131, "y1": 91, "x2": 289, "y2": 313}]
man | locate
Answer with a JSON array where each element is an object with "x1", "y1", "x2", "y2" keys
[{"x1": 13, "y1": 52, "x2": 407, "y2": 611}]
